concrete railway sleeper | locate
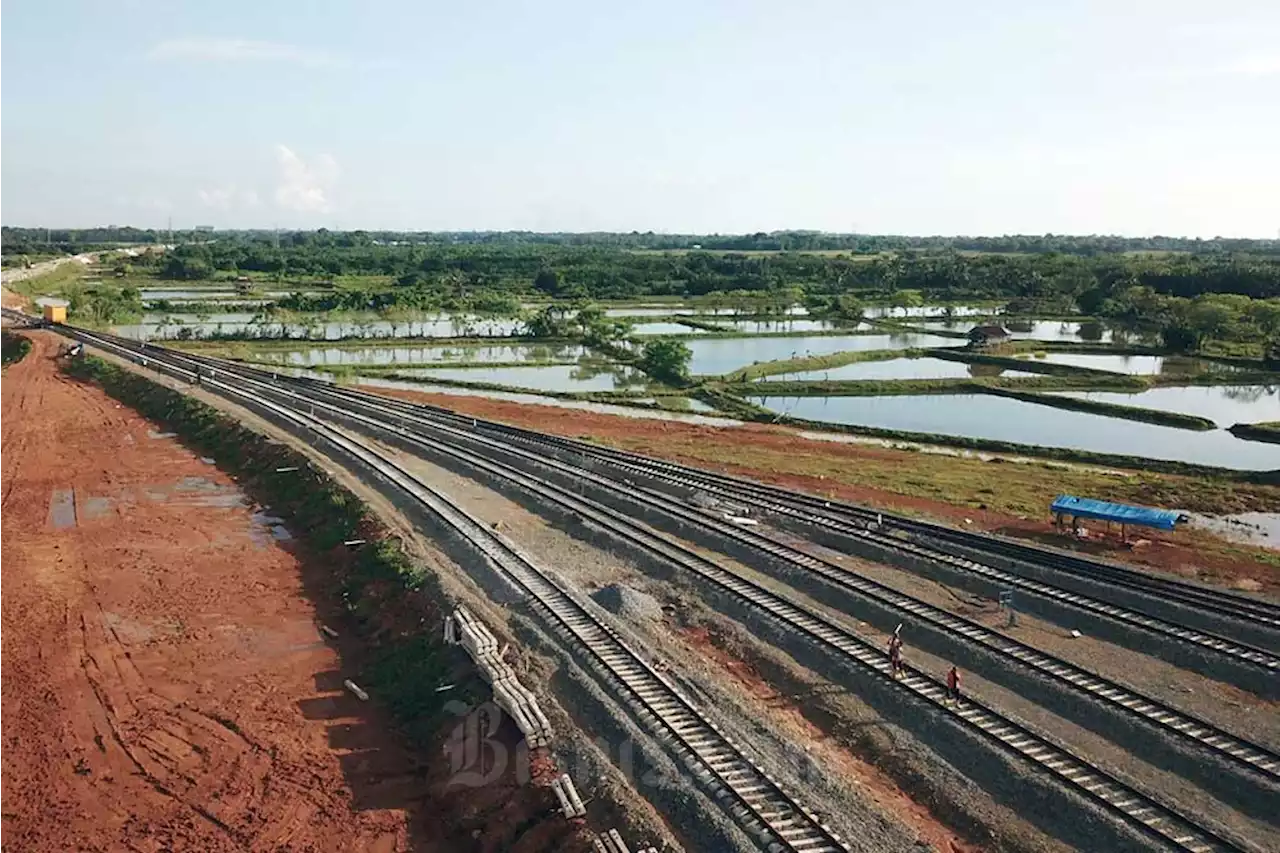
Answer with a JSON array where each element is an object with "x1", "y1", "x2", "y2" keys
[
  {"x1": 300, "y1": 379, "x2": 1279, "y2": 677},
  {"x1": 166, "y1": 349, "x2": 1280, "y2": 692},
  {"x1": 57, "y1": 327, "x2": 850, "y2": 853},
  {"x1": 62, "y1": 329, "x2": 1259, "y2": 853},
  {"x1": 203, "y1": 364, "x2": 1280, "y2": 825},
  {"x1": 240, "y1": 355, "x2": 1274, "y2": 643},
  {"x1": 10, "y1": 298, "x2": 1276, "y2": 639},
  {"x1": 168, "y1": 360, "x2": 1280, "y2": 805},
  {"x1": 483, "y1": 432, "x2": 1280, "y2": 638}
]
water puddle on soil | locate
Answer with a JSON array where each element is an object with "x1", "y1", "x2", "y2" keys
[
  {"x1": 47, "y1": 476, "x2": 293, "y2": 547},
  {"x1": 249, "y1": 509, "x2": 293, "y2": 546},
  {"x1": 47, "y1": 488, "x2": 77, "y2": 529},
  {"x1": 1187, "y1": 512, "x2": 1280, "y2": 553}
]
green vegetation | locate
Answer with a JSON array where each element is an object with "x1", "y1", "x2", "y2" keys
[
  {"x1": 2, "y1": 332, "x2": 32, "y2": 367},
  {"x1": 637, "y1": 338, "x2": 693, "y2": 386},
  {"x1": 524, "y1": 303, "x2": 632, "y2": 345},
  {"x1": 7, "y1": 259, "x2": 86, "y2": 298},
  {"x1": 1229, "y1": 422, "x2": 1280, "y2": 445},
  {"x1": 711, "y1": 403, "x2": 1277, "y2": 481},
  {"x1": 722, "y1": 347, "x2": 928, "y2": 381},
  {"x1": 720, "y1": 375, "x2": 1150, "y2": 397},
  {"x1": 976, "y1": 386, "x2": 1216, "y2": 431},
  {"x1": 63, "y1": 354, "x2": 463, "y2": 744},
  {"x1": 598, "y1": 424, "x2": 1280, "y2": 518}
]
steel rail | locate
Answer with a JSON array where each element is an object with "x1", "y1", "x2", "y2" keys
[
  {"x1": 63, "y1": 329, "x2": 1252, "y2": 853},
  {"x1": 230, "y1": 369, "x2": 1280, "y2": 792},
  {"x1": 62, "y1": 325, "x2": 850, "y2": 853}
]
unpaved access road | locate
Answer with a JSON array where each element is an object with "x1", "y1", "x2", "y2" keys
[{"x1": 1, "y1": 333, "x2": 425, "y2": 851}]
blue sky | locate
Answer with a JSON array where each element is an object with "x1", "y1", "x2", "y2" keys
[{"x1": 2, "y1": 0, "x2": 1278, "y2": 236}]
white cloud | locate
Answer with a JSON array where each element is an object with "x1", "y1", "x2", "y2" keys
[
  {"x1": 198, "y1": 185, "x2": 261, "y2": 210},
  {"x1": 274, "y1": 145, "x2": 338, "y2": 213},
  {"x1": 148, "y1": 38, "x2": 341, "y2": 67}
]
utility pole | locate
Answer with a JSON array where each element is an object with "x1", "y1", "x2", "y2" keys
[{"x1": 168, "y1": 216, "x2": 174, "y2": 247}]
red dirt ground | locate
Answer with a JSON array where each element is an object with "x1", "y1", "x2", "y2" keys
[
  {"x1": 2, "y1": 332, "x2": 417, "y2": 850},
  {"x1": 1, "y1": 334, "x2": 592, "y2": 853},
  {"x1": 364, "y1": 387, "x2": 1274, "y2": 592}
]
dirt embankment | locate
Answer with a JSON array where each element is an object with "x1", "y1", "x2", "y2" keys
[
  {"x1": 364, "y1": 385, "x2": 1279, "y2": 594},
  {"x1": 1, "y1": 332, "x2": 593, "y2": 853}
]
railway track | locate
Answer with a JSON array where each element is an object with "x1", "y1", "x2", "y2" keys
[
  {"x1": 293, "y1": 375, "x2": 1276, "y2": 635},
  {"x1": 458, "y1": 423, "x2": 1280, "y2": 635},
  {"x1": 189, "y1": 356, "x2": 1279, "y2": 686},
  {"x1": 64, "y1": 327, "x2": 850, "y2": 853},
  {"x1": 344, "y1": 388, "x2": 1280, "y2": 643},
  {"x1": 182, "y1": 360, "x2": 1280, "y2": 793},
  {"x1": 53, "y1": 325, "x2": 1262, "y2": 853}
]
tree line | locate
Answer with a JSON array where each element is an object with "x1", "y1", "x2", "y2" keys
[
  {"x1": 5, "y1": 226, "x2": 1279, "y2": 257},
  {"x1": 132, "y1": 240, "x2": 1280, "y2": 303}
]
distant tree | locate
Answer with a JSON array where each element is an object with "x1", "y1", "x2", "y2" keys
[
  {"x1": 534, "y1": 268, "x2": 559, "y2": 295},
  {"x1": 1161, "y1": 325, "x2": 1202, "y2": 353},
  {"x1": 525, "y1": 305, "x2": 573, "y2": 338},
  {"x1": 1264, "y1": 338, "x2": 1280, "y2": 367},
  {"x1": 638, "y1": 338, "x2": 692, "y2": 385}
]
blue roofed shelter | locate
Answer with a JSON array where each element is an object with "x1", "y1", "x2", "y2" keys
[{"x1": 1051, "y1": 495, "x2": 1184, "y2": 541}]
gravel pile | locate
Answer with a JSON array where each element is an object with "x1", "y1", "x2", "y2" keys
[{"x1": 593, "y1": 583, "x2": 665, "y2": 622}]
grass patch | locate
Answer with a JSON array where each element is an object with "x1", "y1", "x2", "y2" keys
[
  {"x1": 1229, "y1": 421, "x2": 1280, "y2": 445},
  {"x1": 701, "y1": 400, "x2": 1277, "y2": 481},
  {"x1": 722, "y1": 347, "x2": 927, "y2": 382},
  {"x1": 599, "y1": 426, "x2": 1280, "y2": 516},
  {"x1": 63, "y1": 354, "x2": 462, "y2": 745},
  {"x1": 978, "y1": 386, "x2": 1217, "y2": 431},
  {"x1": 9, "y1": 259, "x2": 87, "y2": 298},
  {"x1": 2, "y1": 332, "x2": 32, "y2": 368}
]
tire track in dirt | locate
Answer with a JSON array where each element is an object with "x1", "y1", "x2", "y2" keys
[{"x1": 2, "y1": 333, "x2": 422, "y2": 851}]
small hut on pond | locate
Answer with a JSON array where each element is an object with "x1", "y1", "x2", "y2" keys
[{"x1": 967, "y1": 324, "x2": 1010, "y2": 349}]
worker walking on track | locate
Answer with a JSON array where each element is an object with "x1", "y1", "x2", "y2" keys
[
  {"x1": 946, "y1": 664, "x2": 962, "y2": 704},
  {"x1": 887, "y1": 624, "x2": 904, "y2": 678}
]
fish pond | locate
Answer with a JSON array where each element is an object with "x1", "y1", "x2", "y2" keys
[
  {"x1": 247, "y1": 343, "x2": 589, "y2": 367},
  {"x1": 397, "y1": 362, "x2": 654, "y2": 393},
  {"x1": 1027, "y1": 353, "x2": 1240, "y2": 375},
  {"x1": 747, "y1": 393, "x2": 1278, "y2": 470},
  {"x1": 1050, "y1": 385, "x2": 1280, "y2": 428},
  {"x1": 688, "y1": 333, "x2": 966, "y2": 376},
  {"x1": 758, "y1": 357, "x2": 1039, "y2": 382}
]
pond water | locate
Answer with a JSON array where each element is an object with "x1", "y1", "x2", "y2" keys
[
  {"x1": 250, "y1": 343, "x2": 589, "y2": 367},
  {"x1": 863, "y1": 305, "x2": 998, "y2": 319},
  {"x1": 352, "y1": 376, "x2": 743, "y2": 425},
  {"x1": 759, "y1": 357, "x2": 1039, "y2": 382},
  {"x1": 703, "y1": 319, "x2": 863, "y2": 333},
  {"x1": 1051, "y1": 385, "x2": 1280, "y2": 427},
  {"x1": 400, "y1": 362, "x2": 654, "y2": 393},
  {"x1": 1188, "y1": 512, "x2": 1280, "y2": 551},
  {"x1": 140, "y1": 289, "x2": 245, "y2": 300},
  {"x1": 629, "y1": 322, "x2": 707, "y2": 335},
  {"x1": 747, "y1": 394, "x2": 1278, "y2": 470},
  {"x1": 687, "y1": 334, "x2": 965, "y2": 375},
  {"x1": 918, "y1": 319, "x2": 1113, "y2": 343},
  {"x1": 600, "y1": 306, "x2": 809, "y2": 317},
  {"x1": 1030, "y1": 353, "x2": 1236, "y2": 375},
  {"x1": 112, "y1": 314, "x2": 525, "y2": 341}
]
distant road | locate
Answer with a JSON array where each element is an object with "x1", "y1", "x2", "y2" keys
[{"x1": 2, "y1": 254, "x2": 97, "y2": 309}]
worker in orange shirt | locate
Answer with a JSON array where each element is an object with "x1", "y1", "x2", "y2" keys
[{"x1": 946, "y1": 664, "x2": 962, "y2": 704}]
